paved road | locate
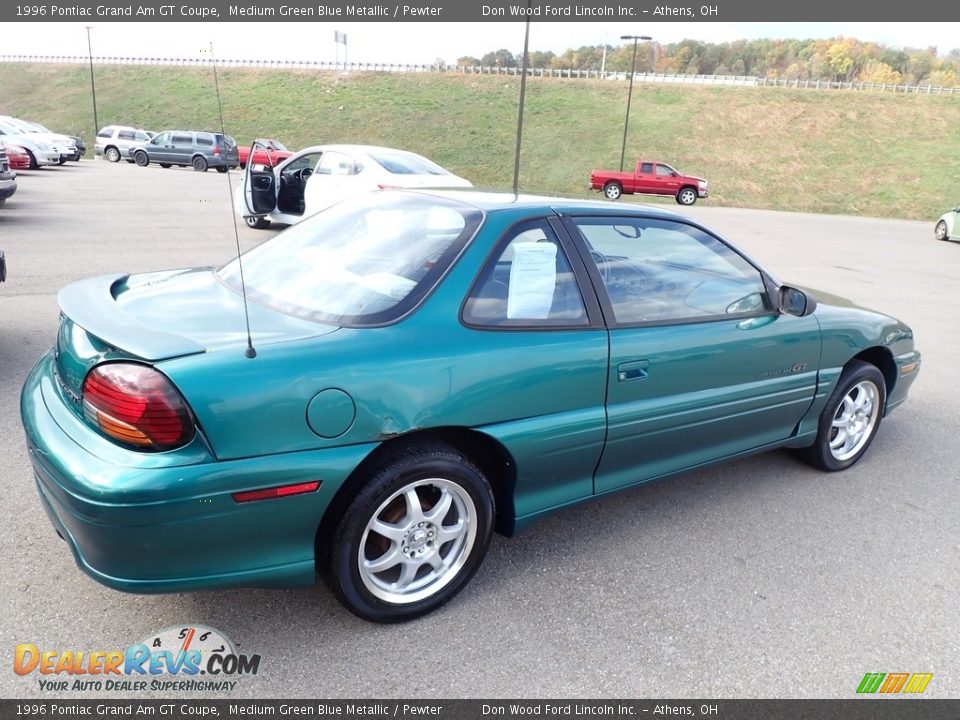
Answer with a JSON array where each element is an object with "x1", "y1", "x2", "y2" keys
[{"x1": 0, "y1": 162, "x2": 957, "y2": 699}]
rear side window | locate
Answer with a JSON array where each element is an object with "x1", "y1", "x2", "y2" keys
[
  {"x1": 463, "y1": 220, "x2": 589, "y2": 328},
  {"x1": 371, "y1": 153, "x2": 449, "y2": 176},
  {"x1": 117, "y1": 130, "x2": 135, "y2": 141},
  {"x1": 97, "y1": 128, "x2": 114, "y2": 138},
  {"x1": 219, "y1": 193, "x2": 482, "y2": 327},
  {"x1": 196, "y1": 135, "x2": 213, "y2": 146}
]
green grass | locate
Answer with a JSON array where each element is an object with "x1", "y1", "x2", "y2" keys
[{"x1": 2, "y1": 62, "x2": 960, "y2": 220}]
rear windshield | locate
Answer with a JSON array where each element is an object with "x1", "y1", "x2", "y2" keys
[
  {"x1": 370, "y1": 153, "x2": 450, "y2": 176},
  {"x1": 218, "y1": 193, "x2": 482, "y2": 326}
]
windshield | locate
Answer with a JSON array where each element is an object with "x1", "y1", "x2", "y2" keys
[{"x1": 219, "y1": 193, "x2": 482, "y2": 326}]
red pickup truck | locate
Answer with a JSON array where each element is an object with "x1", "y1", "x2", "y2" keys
[{"x1": 590, "y1": 160, "x2": 708, "y2": 205}]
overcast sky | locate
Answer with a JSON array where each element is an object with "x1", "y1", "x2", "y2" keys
[{"x1": 5, "y1": 22, "x2": 956, "y2": 64}]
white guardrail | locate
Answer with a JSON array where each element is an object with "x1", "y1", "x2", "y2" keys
[{"x1": 2, "y1": 55, "x2": 959, "y2": 95}]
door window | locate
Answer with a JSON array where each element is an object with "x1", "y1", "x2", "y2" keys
[
  {"x1": 655, "y1": 164, "x2": 675, "y2": 176},
  {"x1": 317, "y1": 151, "x2": 360, "y2": 176},
  {"x1": 574, "y1": 217, "x2": 769, "y2": 325},
  {"x1": 152, "y1": 132, "x2": 170, "y2": 145},
  {"x1": 463, "y1": 220, "x2": 589, "y2": 328},
  {"x1": 639, "y1": 163, "x2": 653, "y2": 173},
  {"x1": 171, "y1": 134, "x2": 193, "y2": 146}
]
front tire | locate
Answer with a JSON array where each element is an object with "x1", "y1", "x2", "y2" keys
[
  {"x1": 603, "y1": 182, "x2": 622, "y2": 200},
  {"x1": 799, "y1": 360, "x2": 886, "y2": 472},
  {"x1": 192, "y1": 156, "x2": 208, "y2": 172},
  {"x1": 676, "y1": 187, "x2": 698, "y2": 205},
  {"x1": 134, "y1": 151, "x2": 149, "y2": 167},
  {"x1": 328, "y1": 443, "x2": 494, "y2": 623},
  {"x1": 935, "y1": 220, "x2": 949, "y2": 241},
  {"x1": 26, "y1": 150, "x2": 38, "y2": 170}
]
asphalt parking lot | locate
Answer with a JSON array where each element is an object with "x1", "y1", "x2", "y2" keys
[{"x1": 0, "y1": 160, "x2": 957, "y2": 699}]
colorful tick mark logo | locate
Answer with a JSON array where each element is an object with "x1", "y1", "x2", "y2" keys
[{"x1": 857, "y1": 672, "x2": 933, "y2": 694}]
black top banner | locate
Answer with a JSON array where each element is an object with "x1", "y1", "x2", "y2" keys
[{"x1": 0, "y1": 0, "x2": 949, "y2": 22}]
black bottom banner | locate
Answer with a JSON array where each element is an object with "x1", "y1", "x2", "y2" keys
[{"x1": 2, "y1": 700, "x2": 959, "y2": 720}]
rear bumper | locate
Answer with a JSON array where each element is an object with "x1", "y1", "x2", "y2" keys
[{"x1": 21, "y1": 351, "x2": 374, "y2": 593}]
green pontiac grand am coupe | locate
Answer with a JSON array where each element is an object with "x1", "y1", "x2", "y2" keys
[{"x1": 21, "y1": 190, "x2": 920, "y2": 622}]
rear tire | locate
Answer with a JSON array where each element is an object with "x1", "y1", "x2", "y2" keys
[
  {"x1": 603, "y1": 182, "x2": 622, "y2": 200},
  {"x1": 216, "y1": 166, "x2": 228, "y2": 174},
  {"x1": 134, "y1": 151, "x2": 149, "y2": 167},
  {"x1": 159, "y1": 163, "x2": 171, "y2": 169},
  {"x1": 192, "y1": 156, "x2": 208, "y2": 172},
  {"x1": 105, "y1": 147, "x2": 121, "y2": 163},
  {"x1": 798, "y1": 360, "x2": 886, "y2": 472},
  {"x1": 327, "y1": 443, "x2": 494, "y2": 623}
]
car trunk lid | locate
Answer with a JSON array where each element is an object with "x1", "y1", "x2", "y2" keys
[{"x1": 54, "y1": 269, "x2": 337, "y2": 402}]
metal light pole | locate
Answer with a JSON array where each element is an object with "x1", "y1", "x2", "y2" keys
[
  {"x1": 512, "y1": 6, "x2": 532, "y2": 196},
  {"x1": 619, "y1": 34, "x2": 651, "y2": 172},
  {"x1": 85, "y1": 26, "x2": 99, "y2": 143}
]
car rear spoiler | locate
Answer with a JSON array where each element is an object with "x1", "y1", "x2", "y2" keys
[{"x1": 57, "y1": 273, "x2": 204, "y2": 361}]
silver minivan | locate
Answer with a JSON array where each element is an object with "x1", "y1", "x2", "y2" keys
[
  {"x1": 95, "y1": 126, "x2": 157, "y2": 163},
  {"x1": 129, "y1": 130, "x2": 239, "y2": 172}
]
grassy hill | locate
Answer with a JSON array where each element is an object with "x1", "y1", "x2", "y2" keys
[{"x1": 2, "y1": 62, "x2": 959, "y2": 220}]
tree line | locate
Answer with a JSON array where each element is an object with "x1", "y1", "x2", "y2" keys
[{"x1": 457, "y1": 37, "x2": 960, "y2": 86}]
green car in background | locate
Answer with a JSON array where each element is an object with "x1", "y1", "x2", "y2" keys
[{"x1": 20, "y1": 191, "x2": 920, "y2": 622}]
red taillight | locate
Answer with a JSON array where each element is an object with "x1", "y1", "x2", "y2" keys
[
  {"x1": 82, "y1": 363, "x2": 195, "y2": 451},
  {"x1": 232, "y1": 481, "x2": 321, "y2": 503},
  {"x1": 376, "y1": 184, "x2": 400, "y2": 190},
  {"x1": 213, "y1": 145, "x2": 222, "y2": 156}
]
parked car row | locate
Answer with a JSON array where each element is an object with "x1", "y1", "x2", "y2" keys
[
  {"x1": 0, "y1": 143, "x2": 13, "y2": 284},
  {"x1": 0, "y1": 143, "x2": 17, "y2": 207},
  {"x1": 0, "y1": 115, "x2": 83, "y2": 169}
]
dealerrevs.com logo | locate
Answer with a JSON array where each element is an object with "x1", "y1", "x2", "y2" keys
[
  {"x1": 856, "y1": 672, "x2": 933, "y2": 694},
  {"x1": 14, "y1": 626, "x2": 260, "y2": 693}
]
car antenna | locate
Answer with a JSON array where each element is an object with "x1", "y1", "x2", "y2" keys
[
  {"x1": 512, "y1": 10, "x2": 532, "y2": 198},
  {"x1": 209, "y1": 42, "x2": 256, "y2": 359}
]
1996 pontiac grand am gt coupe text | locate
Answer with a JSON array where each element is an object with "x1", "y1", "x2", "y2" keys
[{"x1": 21, "y1": 191, "x2": 920, "y2": 622}]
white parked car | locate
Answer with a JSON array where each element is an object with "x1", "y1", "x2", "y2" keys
[
  {"x1": 236, "y1": 143, "x2": 472, "y2": 229},
  {"x1": 0, "y1": 119, "x2": 62, "y2": 168},
  {"x1": 934, "y1": 208, "x2": 960, "y2": 243},
  {"x1": 94, "y1": 125, "x2": 157, "y2": 163}
]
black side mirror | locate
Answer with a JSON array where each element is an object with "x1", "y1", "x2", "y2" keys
[{"x1": 779, "y1": 286, "x2": 815, "y2": 317}]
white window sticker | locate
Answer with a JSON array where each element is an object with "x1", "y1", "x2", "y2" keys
[{"x1": 507, "y1": 242, "x2": 557, "y2": 320}]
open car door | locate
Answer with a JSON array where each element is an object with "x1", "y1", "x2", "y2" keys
[{"x1": 243, "y1": 140, "x2": 278, "y2": 217}]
